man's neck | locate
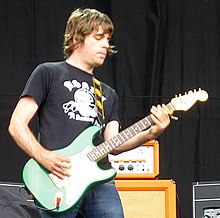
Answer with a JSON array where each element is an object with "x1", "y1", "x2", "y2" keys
[{"x1": 66, "y1": 56, "x2": 94, "y2": 75}]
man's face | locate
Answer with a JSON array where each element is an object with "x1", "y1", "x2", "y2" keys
[{"x1": 77, "y1": 26, "x2": 111, "y2": 68}]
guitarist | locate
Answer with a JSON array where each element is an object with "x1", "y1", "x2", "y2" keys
[{"x1": 8, "y1": 8, "x2": 170, "y2": 218}]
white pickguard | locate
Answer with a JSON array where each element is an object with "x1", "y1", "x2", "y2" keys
[{"x1": 50, "y1": 145, "x2": 115, "y2": 207}]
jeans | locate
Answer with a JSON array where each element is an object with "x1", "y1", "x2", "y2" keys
[{"x1": 39, "y1": 180, "x2": 124, "y2": 218}]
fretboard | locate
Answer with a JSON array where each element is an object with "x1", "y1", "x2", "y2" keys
[{"x1": 87, "y1": 102, "x2": 174, "y2": 162}]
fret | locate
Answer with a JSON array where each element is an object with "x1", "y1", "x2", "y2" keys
[
  {"x1": 123, "y1": 129, "x2": 132, "y2": 139},
  {"x1": 105, "y1": 141, "x2": 115, "y2": 150},
  {"x1": 108, "y1": 139, "x2": 116, "y2": 149},
  {"x1": 93, "y1": 148, "x2": 102, "y2": 159},
  {"x1": 131, "y1": 125, "x2": 141, "y2": 134},
  {"x1": 127, "y1": 126, "x2": 136, "y2": 136},
  {"x1": 136, "y1": 120, "x2": 145, "y2": 130},
  {"x1": 145, "y1": 115, "x2": 153, "y2": 125},
  {"x1": 91, "y1": 147, "x2": 106, "y2": 161},
  {"x1": 121, "y1": 130, "x2": 130, "y2": 140},
  {"x1": 103, "y1": 141, "x2": 115, "y2": 152},
  {"x1": 139, "y1": 119, "x2": 149, "y2": 129},
  {"x1": 96, "y1": 145, "x2": 107, "y2": 155},
  {"x1": 137, "y1": 122, "x2": 143, "y2": 131},
  {"x1": 141, "y1": 116, "x2": 151, "y2": 129},
  {"x1": 117, "y1": 134, "x2": 126, "y2": 144},
  {"x1": 127, "y1": 126, "x2": 136, "y2": 138},
  {"x1": 111, "y1": 136, "x2": 121, "y2": 147},
  {"x1": 86, "y1": 152, "x2": 93, "y2": 161},
  {"x1": 98, "y1": 142, "x2": 108, "y2": 155},
  {"x1": 87, "y1": 151, "x2": 98, "y2": 161},
  {"x1": 146, "y1": 116, "x2": 152, "y2": 125}
]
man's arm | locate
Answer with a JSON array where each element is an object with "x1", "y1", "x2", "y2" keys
[
  {"x1": 104, "y1": 104, "x2": 170, "y2": 155},
  {"x1": 8, "y1": 96, "x2": 71, "y2": 179}
]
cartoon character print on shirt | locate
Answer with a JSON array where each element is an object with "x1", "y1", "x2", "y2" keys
[{"x1": 62, "y1": 79, "x2": 105, "y2": 124}]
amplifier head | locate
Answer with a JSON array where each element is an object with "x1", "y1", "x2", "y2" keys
[{"x1": 109, "y1": 140, "x2": 159, "y2": 179}]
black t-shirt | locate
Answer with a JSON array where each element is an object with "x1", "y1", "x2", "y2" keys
[{"x1": 21, "y1": 61, "x2": 119, "y2": 167}]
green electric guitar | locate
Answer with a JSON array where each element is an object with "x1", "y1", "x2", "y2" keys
[{"x1": 22, "y1": 89, "x2": 208, "y2": 213}]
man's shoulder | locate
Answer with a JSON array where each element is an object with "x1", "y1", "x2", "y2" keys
[
  {"x1": 100, "y1": 81, "x2": 118, "y2": 100},
  {"x1": 101, "y1": 81, "x2": 116, "y2": 93},
  {"x1": 38, "y1": 61, "x2": 66, "y2": 69},
  {"x1": 33, "y1": 61, "x2": 68, "y2": 76}
]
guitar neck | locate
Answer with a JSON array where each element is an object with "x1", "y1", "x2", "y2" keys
[{"x1": 87, "y1": 102, "x2": 174, "y2": 162}]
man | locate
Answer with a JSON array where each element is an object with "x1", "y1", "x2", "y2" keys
[{"x1": 8, "y1": 8, "x2": 170, "y2": 218}]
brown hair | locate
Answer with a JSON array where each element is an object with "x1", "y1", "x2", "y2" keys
[{"x1": 63, "y1": 8, "x2": 116, "y2": 58}]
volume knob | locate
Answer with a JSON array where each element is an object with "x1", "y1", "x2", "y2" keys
[
  {"x1": 128, "y1": 165, "x2": 133, "y2": 171},
  {"x1": 119, "y1": 165, "x2": 125, "y2": 171}
]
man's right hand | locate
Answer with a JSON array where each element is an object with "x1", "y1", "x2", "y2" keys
[{"x1": 37, "y1": 150, "x2": 72, "y2": 180}]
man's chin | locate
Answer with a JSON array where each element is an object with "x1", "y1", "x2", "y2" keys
[{"x1": 94, "y1": 60, "x2": 105, "y2": 67}]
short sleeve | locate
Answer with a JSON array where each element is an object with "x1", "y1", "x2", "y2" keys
[{"x1": 20, "y1": 64, "x2": 51, "y2": 106}]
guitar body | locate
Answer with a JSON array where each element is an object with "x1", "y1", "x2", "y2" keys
[{"x1": 22, "y1": 125, "x2": 117, "y2": 213}]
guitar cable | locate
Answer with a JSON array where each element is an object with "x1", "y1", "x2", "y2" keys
[
  {"x1": 19, "y1": 185, "x2": 61, "y2": 212},
  {"x1": 34, "y1": 201, "x2": 61, "y2": 212},
  {"x1": 19, "y1": 186, "x2": 87, "y2": 216}
]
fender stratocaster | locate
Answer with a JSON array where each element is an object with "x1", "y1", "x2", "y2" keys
[{"x1": 22, "y1": 89, "x2": 208, "y2": 213}]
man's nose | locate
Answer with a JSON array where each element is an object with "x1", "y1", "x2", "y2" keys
[{"x1": 102, "y1": 38, "x2": 110, "y2": 48}]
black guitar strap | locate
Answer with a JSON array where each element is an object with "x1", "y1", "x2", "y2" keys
[{"x1": 92, "y1": 77, "x2": 105, "y2": 127}]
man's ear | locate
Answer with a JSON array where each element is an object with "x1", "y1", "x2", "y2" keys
[{"x1": 72, "y1": 37, "x2": 77, "y2": 44}]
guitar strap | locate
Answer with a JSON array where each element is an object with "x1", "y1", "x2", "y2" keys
[{"x1": 92, "y1": 76, "x2": 105, "y2": 126}]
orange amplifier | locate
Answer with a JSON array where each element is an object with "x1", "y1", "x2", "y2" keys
[
  {"x1": 115, "y1": 179, "x2": 176, "y2": 218},
  {"x1": 108, "y1": 140, "x2": 159, "y2": 179}
]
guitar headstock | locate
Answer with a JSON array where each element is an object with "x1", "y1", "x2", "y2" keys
[{"x1": 170, "y1": 89, "x2": 208, "y2": 112}]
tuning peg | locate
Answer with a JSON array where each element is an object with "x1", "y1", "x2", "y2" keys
[{"x1": 170, "y1": 115, "x2": 178, "y2": 120}]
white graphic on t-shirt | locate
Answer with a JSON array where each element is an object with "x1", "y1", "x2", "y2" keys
[
  {"x1": 64, "y1": 80, "x2": 81, "y2": 91},
  {"x1": 62, "y1": 79, "x2": 98, "y2": 122}
]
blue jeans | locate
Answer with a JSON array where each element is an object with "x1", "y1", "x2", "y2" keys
[{"x1": 39, "y1": 180, "x2": 124, "y2": 218}]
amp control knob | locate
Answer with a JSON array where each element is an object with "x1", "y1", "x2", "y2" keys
[
  {"x1": 128, "y1": 165, "x2": 133, "y2": 171},
  {"x1": 119, "y1": 165, "x2": 125, "y2": 171}
]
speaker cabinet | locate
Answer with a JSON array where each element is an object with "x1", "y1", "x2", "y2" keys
[
  {"x1": 115, "y1": 179, "x2": 176, "y2": 218},
  {"x1": 192, "y1": 181, "x2": 220, "y2": 218}
]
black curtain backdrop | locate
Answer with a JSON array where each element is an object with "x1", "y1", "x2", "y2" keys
[{"x1": 0, "y1": 1, "x2": 220, "y2": 217}]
